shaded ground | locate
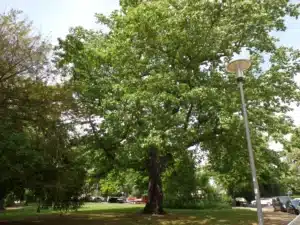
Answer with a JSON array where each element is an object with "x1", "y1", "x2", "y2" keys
[
  {"x1": 234, "y1": 206, "x2": 296, "y2": 225},
  {"x1": 264, "y1": 211, "x2": 295, "y2": 225},
  {"x1": 0, "y1": 203, "x2": 296, "y2": 225}
]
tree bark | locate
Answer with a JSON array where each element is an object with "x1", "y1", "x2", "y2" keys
[
  {"x1": 0, "y1": 186, "x2": 6, "y2": 211},
  {"x1": 143, "y1": 146, "x2": 165, "y2": 214},
  {"x1": 0, "y1": 198, "x2": 4, "y2": 211}
]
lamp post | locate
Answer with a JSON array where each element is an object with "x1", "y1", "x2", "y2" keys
[{"x1": 227, "y1": 59, "x2": 264, "y2": 225}]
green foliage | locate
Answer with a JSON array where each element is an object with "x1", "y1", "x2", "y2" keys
[
  {"x1": 4, "y1": 193, "x2": 16, "y2": 207},
  {"x1": 164, "y1": 199, "x2": 230, "y2": 210},
  {"x1": 0, "y1": 10, "x2": 53, "y2": 206},
  {"x1": 0, "y1": 9, "x2": 50, "y2": 82},
  {"x1": 0, "y1": 10, "x2": 86, "y2": 212},
  {"x1": 163, "y1": 151, "x2": 197, "y2": 204},
  {"x1": 24, "y1": 189, "x2": 35, "y2": 204},
  {"x1": 100, "y1": 170, "x2": 123, "y2": 195},
  {"x1": 282, "y1": 128, "x2": 300, "y2": 194},
  {"x1": 162, "y1": 151, "x2": 230, "y2": 209},
  {"x1": 55, "y1": 0, "x2": 300, "y2": 212},
  {"x1": 37, "y1": 148, "x2": 86, "y2": 212},
  {"x1": 100, "y1": 169, "x2": 147, "y2": 196}
]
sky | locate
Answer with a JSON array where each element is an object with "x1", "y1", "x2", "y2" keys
[
  {"x1": 1, "y1": 0, "x2": 120, "y2": 44},
  {"x1": 1, "y1": 0, "x2": 300, "y2": 148}
]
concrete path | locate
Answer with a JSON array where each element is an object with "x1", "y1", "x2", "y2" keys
[
  {"x1": 288, "y1": 214, "x2": 300, "y2": 225},
  {"x1": 264, "y1": 211, "x2": 295, "y2": 225},
  {"x1": 234, "y1": 207, "x2": 297, "y2": 225}
]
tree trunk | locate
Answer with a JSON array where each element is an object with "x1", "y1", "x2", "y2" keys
[
  {"x1": 0, "y1": 187, "x2": 6, "y2": 211},
  {"x1": 0, "y1": 198, "x2": 4, "y2": 211},
  {"x1": 37, "y1": 198, "x2": 41, "y2": 213},
  {"x1": 143, "y1": 147, "x2": 165, "y2": 214}
]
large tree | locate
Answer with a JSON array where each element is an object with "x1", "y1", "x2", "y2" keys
[{"x1": 56, "y1": 0, "x2": 300, "y2": 214}]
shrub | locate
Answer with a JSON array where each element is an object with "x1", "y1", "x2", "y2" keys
[
  {"x1": 24, "y1": 189, "x2": 35, "y2": 205},
  {"x1": 4, "y1": 193, "x2": 16, "y2": 207},
  {"x1": 164, "y1": 198, "x2": 231, "y2": 210},
  {"x1": 162, "y1": 151, "x2": 198, "y2": 207}
]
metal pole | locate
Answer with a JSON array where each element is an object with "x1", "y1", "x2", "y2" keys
[{"x1": 237, "y1": 68, "x2": 264, "y2": 225}]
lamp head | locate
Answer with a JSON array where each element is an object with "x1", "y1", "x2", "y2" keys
[{"x1": 226, "y1": 58, "x2": 251, "y2": 73}]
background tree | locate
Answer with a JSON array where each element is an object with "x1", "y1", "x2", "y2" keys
[
  {"x1": 99, "y1": 169, "x2": 147, "y2": 197},
  {"x1": 162, "y1": 150, "x2": 198, "y2": 208},
  {"x1": 283, "y1": 128, "x2": 300, "y2": 194},
  {"x1": 0, "y1": 10, "x2": 49, "y2": 83},
  {"x1": 0, "y1": 10, "x2": 86, "y2": 211}
]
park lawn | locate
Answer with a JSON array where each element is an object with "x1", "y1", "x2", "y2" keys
[
  {"x1": 0, "y1": 203, "x2": 263, "y2": 225},
  {"x1": 0, "y1": 203, "x2": 144, "y2": 220},
  {"x1": 10, "y1": 203, "x2": 300, "y2": 225}
]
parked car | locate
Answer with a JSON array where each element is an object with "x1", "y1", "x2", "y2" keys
[
  {"x1": 127, "y1": 196, "x2": 148, "y2": 204},
  {"x1": 251, "y1": 198, "x2": 272, "y2": 206},
  {"x1": 235, "y1": 197, "x2": 248, "y2": 207},
  {"x1": 107, "y1": 196, "x2": 125, "y2": 203},
  {"x1": 117, "y1": 197, "x2": 126, "y2": 203},
  {"x1": 272, "y1": 196, "x2": 291, "y2": 212},
  {"x1": 90, "y1": 196, "x2": 105, "y2": 202},
  {"x1": 286, "y1": 199, "x2": 300, "y2": 215}
]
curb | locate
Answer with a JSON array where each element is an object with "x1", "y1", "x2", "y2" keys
[{"x1": 288, "y1": 214, "x2": 300, "y2": 225}]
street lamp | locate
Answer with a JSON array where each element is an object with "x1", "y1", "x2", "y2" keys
[{"x1": 227, "y1": 58, "x2": 264, "y2": 225}]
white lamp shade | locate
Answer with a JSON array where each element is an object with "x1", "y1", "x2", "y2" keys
[{"x1": 226, "y1": 58, "x2": 251, "y2": 73}]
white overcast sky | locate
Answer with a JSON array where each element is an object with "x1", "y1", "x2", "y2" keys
[
  {"x1": 1, "y1": 0, "x2": 300, "y2": 132},
  {"x1": 1, "y1": 0, "x2": 120, "y2": 44}
]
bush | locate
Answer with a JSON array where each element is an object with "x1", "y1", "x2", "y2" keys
[
  {"x1": 220, "y1": 194, "x2": 233, "y2": 206},
  {"x1": 162, "y1": 151, "x2": 232, "y2": 210},
  {"x1": 4, "y1": 193, "x2": 16, "y2": 207},
  {"x1": 131, "y1": 187, "x2": 142, "y2": 198},
  {"x1": 24, "y1": 189, "x2": 35, "y2": 205},
  {"x1": 164, "y1": 198, "x2": 231, "y2": 210},
  {"x1": 162, "y1": 152, "x2": 198, "y2": 207},
  {"x1": 52, "y1": 197, "x2": 84, "y2": 211}
]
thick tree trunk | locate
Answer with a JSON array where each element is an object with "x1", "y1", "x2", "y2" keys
[
  {"x1": 143, "y1": 147, "x2": 165, "y2": 214},
  {"x1": 0, "y1": 198, "x2": 4, "y2": 211},
  {"x1": 0, "y1": 186, "x2": 6, "y2": 211}
]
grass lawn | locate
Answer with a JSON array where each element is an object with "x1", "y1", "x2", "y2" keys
[{"x1": 0, "y1": 203, "x2": 294, "y2": 225}]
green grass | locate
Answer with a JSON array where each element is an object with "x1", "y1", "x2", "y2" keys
[
  {"x1": 0, "y1": 203, "x2": 144, "y2": 220},
  {"x1": 0, "y1": 204, "x2": 54, "y2": 220},
  {"x1": 0, "y1": 203, "x2": 258, "y2": 224}
]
